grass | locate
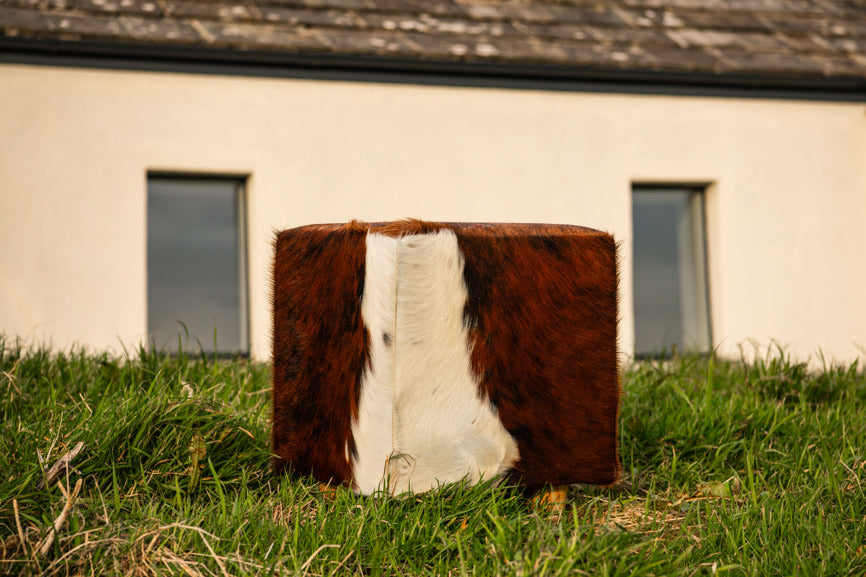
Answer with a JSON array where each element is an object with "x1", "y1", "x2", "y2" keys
[{"x1": 0, "y1": 337, "x2": 864, "y2": 576}]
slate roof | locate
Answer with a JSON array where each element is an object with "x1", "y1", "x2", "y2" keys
[{"x1": 1, "y1": 0, "x2": 866, "y2": 88}]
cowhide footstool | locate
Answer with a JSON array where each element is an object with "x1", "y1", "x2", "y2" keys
[{"x1": 272, "y1": 220, "x2": 620, "y2": 504}]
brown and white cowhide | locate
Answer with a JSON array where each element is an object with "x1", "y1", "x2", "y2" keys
[{"x1": 272, "y1": 220, "x2": 620, "y2": 496}]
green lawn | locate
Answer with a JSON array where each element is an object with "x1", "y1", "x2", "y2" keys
[{"x1": 1, "y1": 337, "x2": 864, "y2": 576}]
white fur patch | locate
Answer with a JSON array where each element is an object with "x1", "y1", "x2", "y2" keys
[
  {"x1": 352, "y1": 229, "x2": 519, "y2": 495},
  {"x1": 351, "y1": 233, "x2": 397, "y2": 494}
]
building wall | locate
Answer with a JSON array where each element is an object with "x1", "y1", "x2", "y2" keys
[{"x1": 1, "y1": 62, "x2": 864, "y2": 362}]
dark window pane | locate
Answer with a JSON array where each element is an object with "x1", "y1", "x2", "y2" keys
[
  {"x1": 633, "y1": 187, "x2": 710, "y2": 356},
  {"x1": 147, "y1": 177, "x2": 247, "y2": 354}
]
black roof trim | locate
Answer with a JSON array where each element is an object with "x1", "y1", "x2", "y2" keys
[{"x1": 3, "y1": 37, "x2": 866, "y2": 102}]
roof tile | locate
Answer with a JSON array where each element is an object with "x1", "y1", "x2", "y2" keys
[{"x1": 1, "y1": 0, "x2": 865, "y2": 82}]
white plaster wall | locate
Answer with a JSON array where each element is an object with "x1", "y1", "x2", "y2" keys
[{"x1": 1, "y1": 63, "x2": 864, "y2": 363}]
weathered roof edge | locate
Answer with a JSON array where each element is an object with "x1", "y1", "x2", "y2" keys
[{"x1": 3, "y1": 36, "x2": 866, "y2": 102}]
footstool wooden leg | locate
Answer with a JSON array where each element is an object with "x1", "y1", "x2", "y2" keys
[
  {"x1": 534, "y1": 484, "x2": 568, "y2": 514},
  {"x1": 317, "y1": 482, "x2": 339, "y2": 500}
]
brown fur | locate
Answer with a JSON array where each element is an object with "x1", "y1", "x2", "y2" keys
[
  {"x1": 454, "y1": 223, "x2": 620, "y2": 487},
  {"x1": 271, "y1": 224, "x2": 369, "y2": 485}
]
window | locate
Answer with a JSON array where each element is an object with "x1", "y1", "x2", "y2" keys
[
  {"x1": 147, "y1": 176, "x2": 248, "y2": 354},
  {"x1": 632, "y1": 185, "x2": 711, "y2": 357}
]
